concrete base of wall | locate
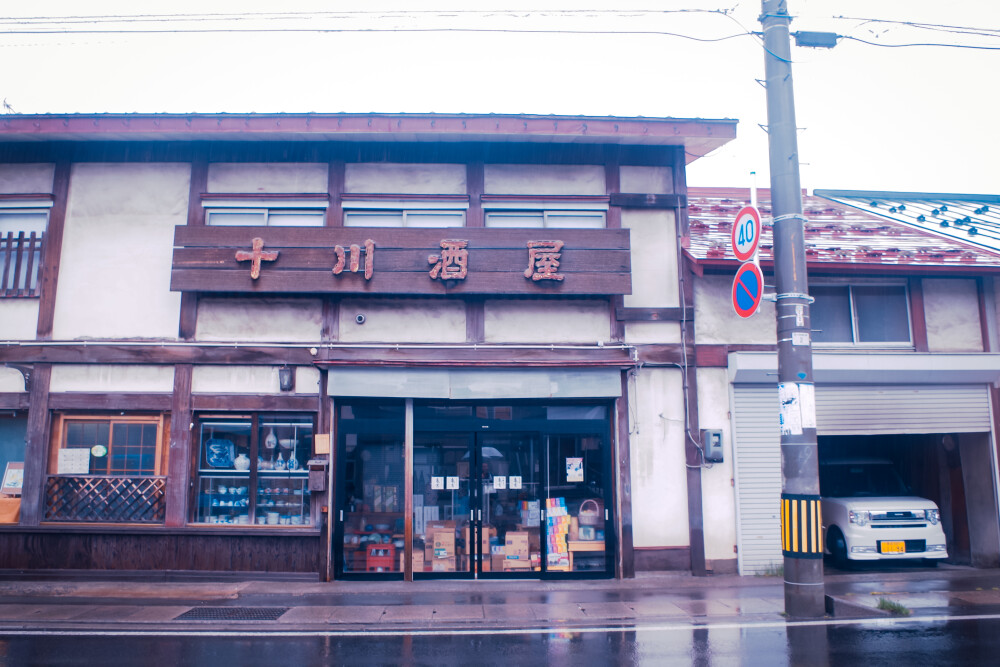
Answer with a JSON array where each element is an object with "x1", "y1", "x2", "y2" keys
[
  {"x1": 706, "y1": 558, "x2": 738, "y2": 575},
  {"x1": 634, "y1": 547, "x2": 690, "y2": 571}
]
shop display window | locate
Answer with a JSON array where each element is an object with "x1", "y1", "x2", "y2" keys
[{"x1": 193, "y1": 413, "x2": 313, "y2": 527}]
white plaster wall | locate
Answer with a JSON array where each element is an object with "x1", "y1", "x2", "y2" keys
[
  {"x1": 622, "y1": 209, "x2": 678, "y2": 308},
  {"x1": 0, "y1": 300, "x2": 39, "y2": 340},
  {"x1": 196, "y1": 298, "x2": 323, "y2": 342},
  {"x1": 695, "y1": 275, "x2": 776, "y2": 345},
  {"x1": 624, "y1": 321, "x2": 682, "y2": 345},
  {"x1": 619, "y1": 166, "x2": 672, "y2": 194},
  {"x1": 629, "y1": 367, "x2": 689, "y2": 547},
  {"x1": 696, "y1": 367, "x2": 738, "y2": 564},
  {"x1": 924, "y1": 278, "x2": 983, "y2": 352},
  {"x1": 52, "y1": 163, "x2": 187, "y2": 339},
  {"x1": 345, "y1": 163, "x2": 466, "y2": 194},
  {"x1": 207, "y1": 163, "x2": 327, "y2": 193},
  {"x1": 484, "y1": 300, "x2": 610, "y2": 343},
  {"x1": 338, "y1": 299, "x2": 466, "y2": 343},
  {"x1": 484, "y1": 165, "x2": 605, "y2": 195},
  {"x1": 191, "y1": 365, "x2": 317, "y2": 395},
  {"x1": 49, "y1": 365, "x2": 174, "y2": 393},
  {"x1": 0, "y1": 164, "x2": 54, "y2": 193},
  {"x1": 0, "y1": 367, "x2": 25, "y2": 392},
  {"x1": 296, "y1": 366, "x2": 321, "y2": 395}
]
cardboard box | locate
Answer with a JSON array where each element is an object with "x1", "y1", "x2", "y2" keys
[
  {"x1": 412, "y1": 550, "x2": 425, "y2": 572},
  {"x1": 492, "y1": 554, "x2": 507, "y2": 571},
  {"x1": 505, "y1": 531, "x2": 530, "y2": 560},
  {"x1": 433, "y1": 531, "x2": 456, "y2": 556},
  {"x1": 503, "y1": 558, "x2": 531, "y2": 571},
  {"x1": 432, "y1": 556, "x2": 456, "y2": 572}
]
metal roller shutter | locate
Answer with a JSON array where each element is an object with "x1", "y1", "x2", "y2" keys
[{"x1": 732, "y1": 383, "x2": 992, "y2": 575}]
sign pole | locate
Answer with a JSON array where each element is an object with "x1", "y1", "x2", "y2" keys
[{"x1": 760, "y1": 0, "x2": 825, "y2": 618}]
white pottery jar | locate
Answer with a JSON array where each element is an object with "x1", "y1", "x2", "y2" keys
[{"x1": 234, "y1": 453, "x2": 251, "y2": 471}]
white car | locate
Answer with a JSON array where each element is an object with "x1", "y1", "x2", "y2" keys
[{"x1": 820, "y1": 459, "x2": 948, "y2": 564}]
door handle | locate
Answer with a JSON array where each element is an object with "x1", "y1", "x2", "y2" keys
[
  {"x1": 478, "y1": 509, "x2": 482, "y2": 521},
  {"x1": 339, "y1": 510, "x2": 343, "y2": 521}
]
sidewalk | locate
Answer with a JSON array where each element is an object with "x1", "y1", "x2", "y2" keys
[{"x1": 0, "y1": 566, "x2": 998, "y2": 633}]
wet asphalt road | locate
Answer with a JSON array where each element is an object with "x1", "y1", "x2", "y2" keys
[{"x1": 3, "y1": 616, "x2": 1000, "y2": 666}]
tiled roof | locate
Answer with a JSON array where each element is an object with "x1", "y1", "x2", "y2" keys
[
  {"x1": 685, "y1": 187, "x2": 1000, "y2": 273},
  {"x1": 815, "y1": 190, "x2": 1000, "y2": 253}
]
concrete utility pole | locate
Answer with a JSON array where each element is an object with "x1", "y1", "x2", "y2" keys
[{"x1": 759, "y1": 0, "x2": 826, "y2": 618}]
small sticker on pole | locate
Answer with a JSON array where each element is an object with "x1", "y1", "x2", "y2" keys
[
  {"x1": 732, "y1": 261, "x2": 764, "y2": 318},
  {"x1": 732, "y1": 206, "x2": 762, "y2": 262}
]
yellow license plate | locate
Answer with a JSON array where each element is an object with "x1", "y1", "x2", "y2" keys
[{"x1": 880, "y1": 541, "x2": 906, "y2": 554}]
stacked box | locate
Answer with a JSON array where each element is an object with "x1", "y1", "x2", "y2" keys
[
  {"x1": 546, "y1": 497, "x2": 571, "y2": 568},
  {"x1": 505, "y1": 531, "x2": 530, "y2": 560},
  {"x1": 520, "y1": 500, "x2": 541, "y2": 526}
]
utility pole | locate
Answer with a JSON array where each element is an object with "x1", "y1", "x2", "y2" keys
[{"x1": 759, "y1": 0, "x2": 826, "y2": 618}]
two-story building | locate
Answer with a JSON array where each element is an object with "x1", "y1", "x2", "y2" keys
[{"x1": 0, "y1": 112, "x2": 737, "y2": 580}]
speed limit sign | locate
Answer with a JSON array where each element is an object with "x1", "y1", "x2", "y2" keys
[{"x1": 731, "y1": 206, "x2": 761, "y2": 262}]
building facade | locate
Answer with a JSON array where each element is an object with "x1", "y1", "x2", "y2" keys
[{"x1": 0, "y1": 113, "x2": 737, "y2": 579}]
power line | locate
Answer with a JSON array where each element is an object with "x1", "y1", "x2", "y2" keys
[{"x1": 839, "y1": 35, "x2": 1000, "y2": 51}]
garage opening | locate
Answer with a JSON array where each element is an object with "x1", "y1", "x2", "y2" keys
[{"x1": 818, "y1": 433, "x2": 1000, "y2": 567}]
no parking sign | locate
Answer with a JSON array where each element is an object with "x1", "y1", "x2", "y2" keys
[{"x1": 732, "y1": 261, "x2": 763, "y2": 318}]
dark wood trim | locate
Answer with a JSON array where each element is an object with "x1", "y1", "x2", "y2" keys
[
  {"x1": 616, "y1": 306, "x2": 692, "y2": 322},
  {"x1": 908, "y1": 277, "x2": 929, "y2": 352},
  {"x1": 671, "y1": 147, "x2": 690, "y2": 238},
  {"x1": 0, "y1": 393, "x2": 29, "y2": 410},
  {"x1": 606, "y1": 155, "x2": 625, "y2": 343},
  {"x1": 20, "y1": 364, "x2": 51, "y2": 525},
  {"x1": 634, "y1": 546, "x2": 691, "y2": 571},
  {"x1": 327, "y1": 160, "x2": 344, "y2": 227},
  {"x1": 480, "y1": 194, "x2": 610, "y2": 205},
  {"x1": 165, "y1": 365, "x2": 193, "y2": 527},
  {"x1": 202, "y1": 192, "x2": 330, "y2": 202},
  {"x1": 0, "y1": 524, "x2": 322, "y2": 537},
  {"x1": 695, "y1": 256, "x2": 1000, "y2": 277},
  {"x1": 466, "y1": 162, "x2": 484, "y2": 228},
  {"x1": 47, "y1": 393, "x2": 173, "y2": 411},
  {"x1": 342, "y1": 193, "x2": 469, "y2": 203},
  {"x1": 35, "y1": 162, "x2": 70, "y2": 339},
  {"x1": 465, "y1": 299, "x2": 485, "y2": 343},
  {"x1": 977, "y1": 277, "x2": 992, "y2": 353},
  {"x1": 179, "y1": 156, "x2": 208, "y2": 340},
  {"x1": 616, "y1": 371, "x2": 634, "y2": 578},
  {"x1": 0, "y1": 193, "x2": 54, "y2": 203},
  {"x1": 191, "y1": 394, "x2": 318, "y2": 412},
  {"x1": 0, "y1": 342, "x2": 635, "y2": 367},
  {"x1": 609, "y1": 193, "x2": 686, "y2": 209},
  {"x1": 322, "y1": 298, "x2": 340, "y2": 342}
]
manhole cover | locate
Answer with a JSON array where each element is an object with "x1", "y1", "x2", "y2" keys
[{"x1": 174, "y1": 607, "x2": 289, "y2": 621}]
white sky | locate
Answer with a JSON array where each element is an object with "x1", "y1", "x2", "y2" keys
[{"x1": 2, "y1": 1, "x2": 998, "y2": 194}]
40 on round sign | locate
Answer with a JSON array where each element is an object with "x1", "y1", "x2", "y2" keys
[
  {"x1": 731, "y1": 206, "x2": 761, "y2": 262},
  {"x1": 731, "y1": 261, "x2": 763, "y2": 318}
]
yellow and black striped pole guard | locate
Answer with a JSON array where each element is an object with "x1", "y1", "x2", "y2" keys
[{"x1": 780, "y1": 493, "x2": 823, "y2": 558}]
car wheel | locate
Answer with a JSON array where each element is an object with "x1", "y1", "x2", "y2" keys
[{"x1": 826, "y1": 527, "x2": 849, "y2": 568}]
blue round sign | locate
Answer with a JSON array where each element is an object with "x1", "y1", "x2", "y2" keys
[{"x1": 732, "y1": 262, "x2": 763, "y2": 318}]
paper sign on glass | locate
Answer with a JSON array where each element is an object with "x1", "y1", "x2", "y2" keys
[
  {"x1": 509, "y1": 475, "x2": 522, "y2": 490},
  {"x1": 57, "y1": 448, "x2": 91, "y2": 475},
  {"x1": 493, "y1": 476, "x2": 506, "y2": 489},
  {"x1": 446, "y1": 476, "x2": 459, "y2": 490},
  {"x1": 566, "y1": 457, "x2": 584, "y2": 483},
  {"x1": 431, "y1": 476, "x2": 444, "y2": 490}
]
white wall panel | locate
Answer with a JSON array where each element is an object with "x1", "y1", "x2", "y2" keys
[
  {"x1": 484, "y1": 300, "x2": 610, "y2": 343},
  {"x1": 196, "y1": 298, "x2": 323, "y2": 342},
  {"x1": 50, "y1": 365, "x2": 174, "y2": 393},
  {"x1": 207, "y1": 163, "x2": 327, "y2": 193},
  {"x1": 0, "y1": 164, "x2": 54, "y2": 193},
  {"x1": 345, "y1": 163, "x2": 465, "y2": 194},
  {"x1": 622, "y1": 209, "x2": 678, "y2": 308},
  {"x1": 484, "y1": 164, "x2": 605, "y2": 195},
  {"x1": 924, "y1": 278, "x2": 983, "y2": 352},
  {"x1": 0, "y1": 300, "x2": 39, "y2": 340}
]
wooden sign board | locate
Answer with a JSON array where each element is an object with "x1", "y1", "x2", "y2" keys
[{"x1": 171, "y1": 227, "x2": 631, "y2": 296}]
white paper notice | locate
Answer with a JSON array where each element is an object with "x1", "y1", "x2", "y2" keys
[
  {"x1": 493, "y1": 476, "x2": 506, "y2": 489},
  {"x1": 509, "y1": 475, "x2": 522, "y2": 490},
  {"x1": 431, "y1": 476, "x2": 444, "y2": 490},
  {"x1": 57, "y1": 448, "x2": 90, "y2": 475},
  {"x1": 446, "y1": 476, "x2": 459, "y2": 490},
  {"x1": 566, "y1": 457, "x2": 584, "y2": 483},
  {"x1": 797, "y1": 382, "x2": 817, "y2": 429},
  {"x1": 792, "y1": 331, "x2": 810, "y2": 346},
  {"x1": 778, "y1": 382, "x2": 803, "y2": 436}
]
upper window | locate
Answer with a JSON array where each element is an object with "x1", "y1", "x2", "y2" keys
[
  {"x1": 485, "y1": 210, "x2": 605, "y2": 229},
  {"x1": 344, "y1": 209, "x2": 465, "y2": 228},
  {"x1": 203, "y1": 195, "x2": 328, "y2": 227},
  {"x1": 811, "y1": 283, "x2": 911, "y2": 346},
  {"x1": 54, "y1": 415, "x2": 165, "y2": 476},
  {"x1": 0, "y1": 208, "x2": 48, "y2": 298}
]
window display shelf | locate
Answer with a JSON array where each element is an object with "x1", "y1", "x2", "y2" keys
[{"x1": 197, "y1": 475, "x2": 251, "y2": 525}]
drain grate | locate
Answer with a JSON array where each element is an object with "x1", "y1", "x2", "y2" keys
[{"x1": 175, "y1": 607, "x2": 289, "y2": 621}]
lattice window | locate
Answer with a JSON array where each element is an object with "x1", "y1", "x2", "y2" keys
[
  {"x1": 61, "y1": 417, "x2": 162, "y2": 476},
  {"x1": 0, "y1": 208, "x2": 46, "y2": 298},
  {"x1": 44, "y1": 475, "x2": 166, "y2": 523}
]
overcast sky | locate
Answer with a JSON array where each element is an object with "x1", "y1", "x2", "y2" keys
[{"x1": 2, "y1": 1, "x2": 998, "y2": 194}]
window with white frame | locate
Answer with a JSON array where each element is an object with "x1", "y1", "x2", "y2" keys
[
  {"x1": 0, "y1": 205, "x2": 49, "y2": 297},
  {"x1": 344, "y1": 209, "x2": 465, "y2": 228},
  {"x1": 483, "y1": 198, "x2": 607, "y2": 229},
  {"x1": 203, "y1": 197, "x2": 327, "y2": 227},
  {"x1": 810, "y1": 282, "x2": 911, "y2": 346}
]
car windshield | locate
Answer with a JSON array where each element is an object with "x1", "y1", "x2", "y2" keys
[{"x1": 820, "y1": 463, "x2": 909, "y2": 497}]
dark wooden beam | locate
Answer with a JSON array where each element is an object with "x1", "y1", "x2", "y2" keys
[
  {"x1": 35, "y1": 163, "x2": 70, "y2": 339},
  {"x1": 465, "y1": 299, "x2": 485, "y2": 343},
  {"x1": 0, "y1": 343, "x2": 318, "y2": 366},
  {"x1": 616, "y1": 306, "x2": 692, "y2": 322},
  {"x1": 165, "y1": 365, "x2": 192, "y2": 527},
  {"x1": 0, "y1": 393, "x2": 29, "y2": 410},
  {"x1": 695, "y1": 343, "x2": 778, "y2": 367},
  {"x1": 191, "y1": 394, "x2": 318, "y2": 412},
  {"x1": 978, "y1": 277, "x2": 992, "y2": 353},
  {"x1": 616, "y1": 371, "x2": 634, "y2": 578},
  {"x1": 466, "y1": 162, "x2": 484, "y2": 228},
  {"x1": 610, "y1": 193, "x2": 686, "y2": 209},
  {"x1": 327, "y1": 160, "x2": 344, "y2": 227},
  {"x1": 47, "y1": 393, "x2": 173, "y2": 410},
  {"x1": 321, "y1": 298, "x2": 340, "y2": 342},
  {"x1": 20, "y1": 364, "x2": 51, "y2": 525},
  {"x1": 908, "y1": 277, "x2": 929, "y2": 352},
  {"x1": 178, "y1": 154, "x2": 208, "y2": 340}
]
